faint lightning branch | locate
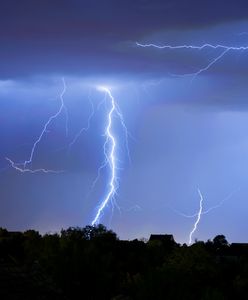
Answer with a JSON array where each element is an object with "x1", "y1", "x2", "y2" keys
[
  {"x1": 115, "y1": 103, "x2": 132, "y2": 164},
  {"x1": 69, "y1": 91, "x2": 95, "y2": 149},
  {"x1": 189, "y1": 49, "x2": 230, "y2": 79},
  {"x1": 136, "y1": 42, "x2": 248, "y2": 78},
  {"x1": 6, "y1": 78, "x2": 68, "y2": 173},
  {"x1": 189, "y1": 188, "x2": 203, "y2": 245},
  {"x1": 170, "y1": 189, "x2": 238, "y2": 219},
  {"x1": 5, "y1": 157, "x2": 62, "y2": 174},
  {"x1": 119, "y1": 204, "x2": 142, "y2": 213},
  {"x1": 91, "y1": 159, "x2": 108, "y2": 190},
  {"x1": 91, "y1": 87, "x2": 130, "y2": 226}
]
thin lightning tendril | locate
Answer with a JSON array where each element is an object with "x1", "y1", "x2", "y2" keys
[
  {"x1": 6, "y1": 78, "x2": 68, "y2": 173},
  {"x1": 189, "y1": 189, "x2": 204, "y2": 245},
  {"x1": 115, "y1": 103, "x2": 132, "y2": 164},
  {"x1": 69, "y1": 92, "x2": 95, "y2": 149}
]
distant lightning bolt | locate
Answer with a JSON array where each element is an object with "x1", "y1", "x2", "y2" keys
[
  {"x1": 170, "y1": 188, "x2": 239, "y2": 245},
  {"x1": 6, "y1": 78, "x2": 68, "y2": 173},
  {"x1": 189, "y1": 188, "x2": 203, "y2": 245},
  {"x1": 136, "y1": 42, "x2": 248, "y2": 78},
  {"x1": 91, "y1": 86, "x2": 129, "y2": 226}
]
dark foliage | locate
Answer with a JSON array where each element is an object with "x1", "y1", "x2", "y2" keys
[{"x1": 0, "y1": 225, "x2": 247, "y2": 299}]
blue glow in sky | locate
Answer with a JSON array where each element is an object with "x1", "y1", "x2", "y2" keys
[{"x1": 1, "y1": 0, "x2": 248, "y2": 243}]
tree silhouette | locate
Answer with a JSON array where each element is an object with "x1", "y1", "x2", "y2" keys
[{"x1": 0, "y1": 227, "x2": 247, "y2": 299}]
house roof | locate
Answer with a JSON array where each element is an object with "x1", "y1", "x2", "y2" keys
[{"x1": 149, "y1": 234, "x2": 175, "y2": 242}]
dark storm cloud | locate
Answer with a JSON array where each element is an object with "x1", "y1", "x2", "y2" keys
[
  {"x1": 1, "y1": 0, "x2": 248, "y2": 37},
  {"x1": 1, "y1": 0, "x2": 248, "y2": 78}
]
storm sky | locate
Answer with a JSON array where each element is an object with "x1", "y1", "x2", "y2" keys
[{"x1": 1, "y1": 0, "x2": 248, "y2": 243}]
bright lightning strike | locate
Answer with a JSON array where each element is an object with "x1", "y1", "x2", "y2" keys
[
  {"x1": 91, "y1": 86, "x2": 128, "y2": 226},
  {"x1": 189, "y1": 188, "x2": 203, "y2": 245},
  {"x1": 136, "y1": 42, "x2": 248, "y2": 78},
  {"x1": 6, "y1": 78, "x2": 68, "y2": 173}
]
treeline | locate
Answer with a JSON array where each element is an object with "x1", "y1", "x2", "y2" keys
[{"x1": 0, "y1": 225, "x2": 248, "y2": 299}]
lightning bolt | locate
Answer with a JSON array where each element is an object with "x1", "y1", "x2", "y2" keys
[
  {"x1": 189, "y1": 188, "x2": 203, "y2": 245},
  {"x1": 136, "y1": 42, "x2": 248, "y2": 78},
  {"x1": 91, "y1": 86, "x2": 129, "y2": 226},
  {"x1": 6, "y1": 78, "x2": 68, "y2": 173}
]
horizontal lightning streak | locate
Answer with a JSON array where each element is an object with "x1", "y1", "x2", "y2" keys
[
  {"x1": 136, "y1": 42, "x2": 248, "y2": 51},
  {"x1": 5, "y1": 157, "x2": 62, "y2": 174},
  {"x1": 136, "y1": 42, "x2": 248, "y2": 78}
]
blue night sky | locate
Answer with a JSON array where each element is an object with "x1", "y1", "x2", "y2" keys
[{"x1": 1, "y1": 0, "x2": 248, "y2": 243}]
